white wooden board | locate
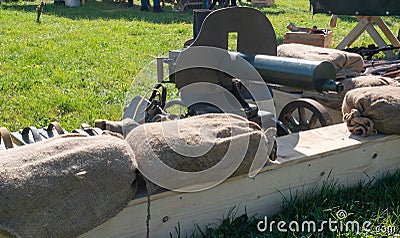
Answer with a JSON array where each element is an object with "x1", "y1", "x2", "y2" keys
[{"x1": 80, "y1": 123, "x2": 400, "y2": 238}]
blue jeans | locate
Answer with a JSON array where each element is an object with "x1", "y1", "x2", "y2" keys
[{"x1": 141, "y1": 0, "x2": 160, "y2": 7}]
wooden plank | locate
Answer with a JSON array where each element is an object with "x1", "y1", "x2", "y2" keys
[
  {"x1": 362, "y1": 19, "x2": 395, "y2": 58},
  {"x1": 336, "y1": 17, "x2": 369, "y2": 49},
  {"x1": 373, "y1": 17, "x2": 400, "y2": 47},
  {"x1": 80, "y1": 124, "x2": 400, "y2": 238},
  {"x1": 337, "y1": 16, "x2": 399, "y2": 53}
]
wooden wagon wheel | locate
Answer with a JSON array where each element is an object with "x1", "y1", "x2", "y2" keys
[{"x1": 278, "y1": 98, "x2": 333, "y2": 134}]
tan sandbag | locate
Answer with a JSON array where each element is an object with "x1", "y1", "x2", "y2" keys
[
  {"x1": 341, "y1": 75, "x2": 399, "y2": 96},
  {"x1": 126, "y1": 113, "x2": 275, "y2": 193},
  {"x1": 277, "y1": 43, "x2": 364, "y2": 79},
  {"x1": 342, "y1": 86, "x2": 400, "y2": 136},
  {"x1": 0, "y1": 134, "x2": 137, "y2": 238},
  {"x1": 302, "y1": 75, "x2": 398, "y2": 111}
]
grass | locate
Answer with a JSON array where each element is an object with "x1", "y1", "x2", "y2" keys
[
  {"x1": 1, "y1": 0, "x2": 192, "y2": 130},
  {"x1": 184, "y1": 171, "x2": 400, "y2": 237},
  {"x1": 1, "y1": 0, "x2": 399, "y2": 131},
  {"x1": 1, "y1": 0, "x2": 400, "y2": 237}
]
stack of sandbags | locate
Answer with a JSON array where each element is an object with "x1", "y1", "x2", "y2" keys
[
  {"x1": 277, "y1": 43, "x2": 364, "y2": 79},
  {"x1": 342, "y1": 86, "x2": 400, "y2": 136},
  {"x1": 126, "y1": 113, "x2": 276, "y2": 193},
  {"x1": 0, "y1": 134, "x2": 137, "y2": 237}
]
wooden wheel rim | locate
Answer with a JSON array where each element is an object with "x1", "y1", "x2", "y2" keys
[{"x1": 278, "y1": 98, "x2": 333, "y2": 133}]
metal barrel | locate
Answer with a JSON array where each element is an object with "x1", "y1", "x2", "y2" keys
[{"x1": 238, "y1": 53, "x2": 343, "y2": 93}]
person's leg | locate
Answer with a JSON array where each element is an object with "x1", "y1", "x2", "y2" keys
[
  {"x1": 208, "y1": 0, "x2": 217, "y2": 9},
  {"x1": 153, "y1": 0, "x2": 163, "y2": 12},
  {"x1": 140, "y1": 0, "x2": 149, "y2": 10}
]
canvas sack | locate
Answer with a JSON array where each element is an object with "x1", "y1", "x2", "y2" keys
[
  {"x1": 126, "y1": 113, "x2": 276, "y2": 193},
  {"x1": 278, "y1": 43, "x2": 364, "y2": 79},
  {"x1": 342, "y1": 86, "x2": 400, "y2": 136},
  {"x1": 0, "y1": 134, "x2": 137, "y2": 238}
]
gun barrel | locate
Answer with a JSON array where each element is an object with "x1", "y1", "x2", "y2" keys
[{"x1": 238, "y1": 53, "x2": 342, "y2": 93}]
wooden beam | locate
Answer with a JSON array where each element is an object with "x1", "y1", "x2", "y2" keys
[
  {"x1": 80, "y1": 124, "x2": 400, "y2": 238},
  {"x1": 337, "y1": 16, "x2": 399, "y2": 58},
  {"x1": 336, "y1": 17, "x2": 369, "y2": 50},
  {"x1": 363, "y1": 21, "x2": 395, "y2": 58},
  {"x1": 372, "y1": 16, "x2": 400, "y2": 47}
]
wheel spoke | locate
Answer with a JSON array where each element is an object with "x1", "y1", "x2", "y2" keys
[
  {"x1": 298, "y1": 107, "x2": 308, "y2": 126},
  {"x1": 286, "y1": 115, "x2": 300, "y2": 132},
  {"x1": 286, "y1": 115, "x2": 298, "y2": 126},
  {"x1": 309, "y1": 113, "x2": 319, "y2": 128}
]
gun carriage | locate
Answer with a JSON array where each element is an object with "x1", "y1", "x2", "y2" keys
[
  {"x1": 145, "y1": 6, "x2": 400, "y2": 137},
  {"x1": 150, "y1": 7, "x2": 342, "y2": 136}
]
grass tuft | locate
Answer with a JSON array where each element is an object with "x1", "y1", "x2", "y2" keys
[{"x1": 183, "y1": 171, "x2": 400, "y2": 237}]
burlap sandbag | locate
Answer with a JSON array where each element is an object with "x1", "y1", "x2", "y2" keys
[
  {"x1": 341, "y1": 75, "x2": 399, "y2": 96},
  {"x1": 277, "y1": 43, "x2": 364, "y2": 79},
  {"x1": 303, "y1": 75, "x2": 399, "y2": 111},
  {"x1": 0, "y1": 134, "x2": 137, "y2": 238},
  {"x1": 342, "y1": 86, "x2": 400, "y2": 136},
  {"x1": 126, "y1": 113, "x2": 275, "y2": 192}
]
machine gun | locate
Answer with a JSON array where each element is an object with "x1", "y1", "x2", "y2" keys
[
  {"x1": 343, "y1": 44, "x2": 400, "y2": 60},
  {"x1": 150, "y1": 7, "x2": 343, "y2": 135},
  {"x1": 363, "y1": 59, "x2": 400, "y2": 78}
]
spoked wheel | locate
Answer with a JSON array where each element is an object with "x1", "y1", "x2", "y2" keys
[{"x1": 278, "y1": 98, "x2": 333, "y2": 134}]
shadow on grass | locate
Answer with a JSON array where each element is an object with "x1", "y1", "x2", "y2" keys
[
  {"x1": 334, "y1": 15, "x2": 400, "y2": 28},
  {"x1": 1, "y1": 0, "x2": 194, "y2": 23},
  {"x1": 236, "y1": 2, "x2": 286, "y2": 16}
]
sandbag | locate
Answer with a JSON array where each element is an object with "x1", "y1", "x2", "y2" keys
[
  {"x1": 342, "y1": 86, "x2": 400, "y2": 136},
  {"x1": 304, "y1": 75, "x2": 399, "y2": 111},
  {"x1": 0, "y1": 134, "x2": 137, "y2": 238},
  {"x1": 341, "y1": 75, "x2": 399, "y2": 96},
  {"x1": 126, "y1": 113, "x2": 276, "y2": 193},
  {"x1": 277, "y1": 43, "x2": 364, "y2": 79}
]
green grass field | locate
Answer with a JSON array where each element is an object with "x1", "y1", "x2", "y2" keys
[{"x1": 1, "y1": 0, "x2": 400, "y2": 237}]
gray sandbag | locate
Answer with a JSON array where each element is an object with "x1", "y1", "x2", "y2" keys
[
  {"x1": 342, "y1": 86, "x2": 400, "y2": 136},
  {"x1": 341, "y1": 75, "x2": 399, "y2": 96},
  {"x1": 0, "y1": 134, "x2": 137, "y2": 238},
  {"x1": 303, "y1": 75, "x2": 398, "y2": 111},
  {"x1": 126, "y1": 113, "x2": 276, "y2": 193},
  {"x1": 277, "y1": 43, "x2": 364, "y2": 79}
]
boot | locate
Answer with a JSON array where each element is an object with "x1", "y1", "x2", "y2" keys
[
  {"x1": 153, "y1": 5, "x2": 163, "y2": 12},
  {"x1": 140, "y1": 5, "x2": 149, "y2": 11}
]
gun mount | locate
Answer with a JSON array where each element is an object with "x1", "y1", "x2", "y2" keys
[
  {"x1": 152, "y1": 7, "x2": 342, "y2": 135},
  {"x1": 171, "y1": 7, "x2": 342, "y2": 93}
]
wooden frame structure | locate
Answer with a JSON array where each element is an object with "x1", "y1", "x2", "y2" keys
[
  {"x1": 80, "y1": 123, "x2": 400, "y2": 237},
  {"x1": 336, "y1": 16, "x2": 400, "y2": 58}
]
